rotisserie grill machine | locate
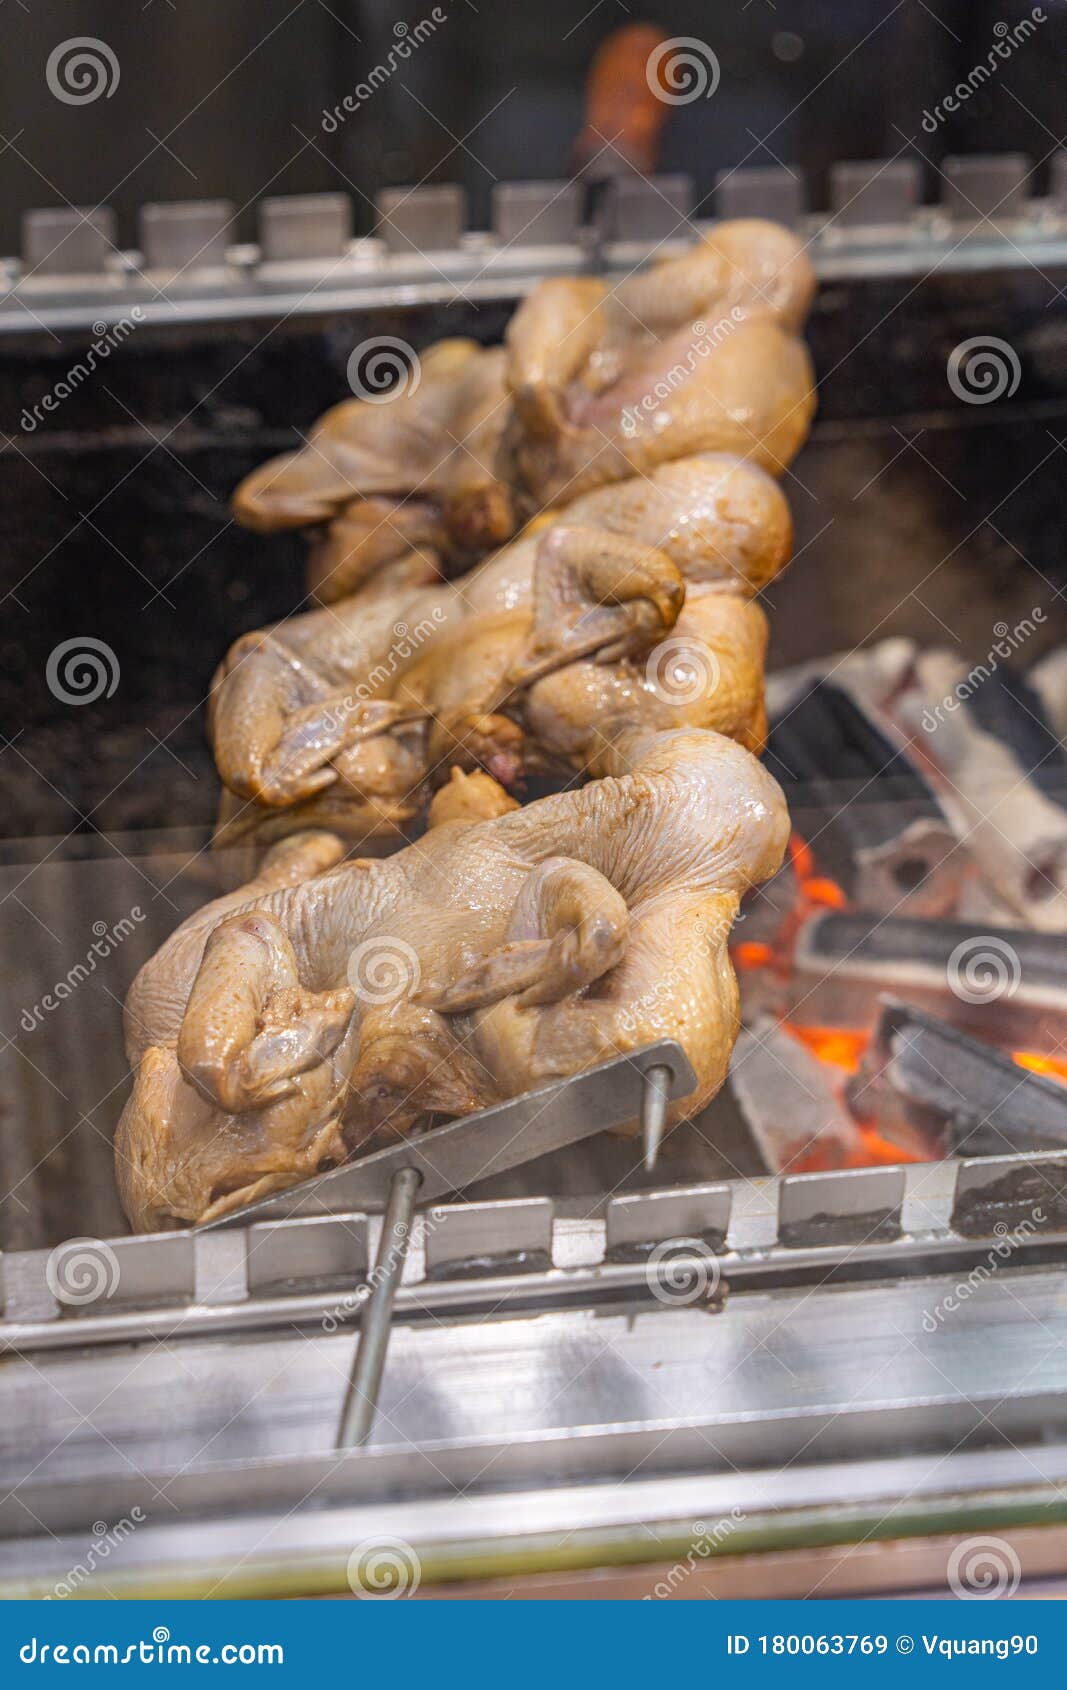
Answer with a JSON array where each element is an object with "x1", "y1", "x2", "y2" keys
[{"x1": 4, "y1": 154, "x2": 1067, "y2": 1597}]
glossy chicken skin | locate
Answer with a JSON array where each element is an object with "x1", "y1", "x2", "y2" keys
[
  {"x1": 233, "y1": 339, "x2": 516, "y2": 603},
  {"x1": 211, "y1": 453, "x2": 791, "y2": 848},
  {"x1": 505, "y1": 219, "x2": 816, "y2": 506},
  {"x1": 116, "y1": 727, "x2": 789, "y2": 1231},
  {"x1": 231, "y1": 221, "x2": 814, "y2": 598}
]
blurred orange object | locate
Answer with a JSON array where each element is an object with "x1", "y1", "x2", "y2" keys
[{"x1": 572, "y1": 23, "x2": 672, "y2": 176}]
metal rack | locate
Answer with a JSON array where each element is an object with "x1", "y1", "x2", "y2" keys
[
  {"x1": 4, "y1": 1147, "x2": 1067, "y2": 1595},
  {"x1": 7, "y1": 153, "x2": 1067, "y2": 334}
]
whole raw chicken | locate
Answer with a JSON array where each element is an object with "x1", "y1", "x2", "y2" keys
[
  {"x1": 234, "y1": 338, "x2": 516, "y2": 603},
  {"x1": 212, "y1": 452, "x2": 791, "y2": 848},
  {"x1": 506, "y1": 218, "x2": 816, "y2": 506},
  {"x1": 117, "y1": 727, "x2": 788, "y2": 1231},
  {"x1": 230, "y1": 220, "x2": 815, "y2": 602}
]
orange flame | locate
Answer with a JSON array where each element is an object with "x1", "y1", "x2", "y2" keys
[{"x1": 1013, "y1": 1050, "x2": 1067, "y2": 1086}]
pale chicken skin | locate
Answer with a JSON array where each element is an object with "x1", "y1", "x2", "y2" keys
[
  {"x1": 233, "y1": 339, "x2": 517, "y2": 603},
  {"x1": 230, "y1": 221, "x2": 815, "y2": 599},
  {"x1": 116, "y1": 727, "x2": 789, "y2": 1231},
  {"x1": 505, "y1": 218, "x2": 816, "y2": 506},
  {"x1": 211, "y1": 453, "x2": 791, "y2": 848}
]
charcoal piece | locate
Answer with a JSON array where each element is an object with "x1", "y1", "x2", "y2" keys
[
  {"x1": 853, "y1": 1000, "x2": 1067, "y2": 1159},
  {"x1": 791, "y1": 911, "x2": 1067, "y2": 1054},
  {"x1": 765, "y1": 682, "x2": 960, "y2": 915},
  {"x1": 964, "y1": 667, "x2": 1067, "y2": 814}
]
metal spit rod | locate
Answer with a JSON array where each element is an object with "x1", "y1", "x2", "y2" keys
[
  {"x1": 642, "y1": 1065, "x2": 671, "y2": 1172},
  {"x1": 336, "y1": 1166, "x2": 422, "y2": 1448}
]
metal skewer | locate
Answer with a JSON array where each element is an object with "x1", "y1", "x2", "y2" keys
[
  {"x1": 642, "y1": 1064, "x2": 672, "y2": 1172},
  {"x1": 336, "y1": 1165, "x2": 421, "y2": 1448}
]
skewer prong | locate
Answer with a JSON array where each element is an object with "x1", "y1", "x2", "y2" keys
[{"x1": 642, "y1": 1064, "x2": 672, "y2": 1172}]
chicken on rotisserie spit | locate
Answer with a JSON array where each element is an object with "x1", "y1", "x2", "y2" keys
[
  {"x1": 234, "y1": 338, "x2": 517, "y2": 603},
  {"x1": 231, "y1": 219, "x2": 815, "y2": 603},
  {"x1": 116, "y1": 726, "x2": 788, "y2": 1231},
  {"x1": 211, "y1": 452, "x2": 792, "y2": 848}
]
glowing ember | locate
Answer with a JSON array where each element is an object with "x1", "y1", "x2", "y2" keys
[
  {"x1": 734, "y1": 940, "x2": 775, "y2": 970},
  {"x1": 1013, "y1": 1051, "x2": 1067, "y2": 1087},
  {"x1": 783, "y1": 1024, "x2": 869, "y2": 1074}
]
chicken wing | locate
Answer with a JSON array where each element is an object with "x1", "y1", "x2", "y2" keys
[
  {"x1": 117, "y1": 727, "x2": 788, "y2": 1230},
  {"x1": 233, "y1": 339, "x2": 516, "y2": 603}
]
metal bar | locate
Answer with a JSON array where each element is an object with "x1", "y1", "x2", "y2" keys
[
  {"x1": 642, "y1": 1065, "x2": 671, "y2": 1172},
  {"x1": 336, "y1": 1167, "x2": 421, "y2": 1448},
  {"x1": 201, "y1": 1041, "x2": 696, "y2": 1229},
  {"x1": 8, "y1": 1212, "x2": 1067, "y2": 1357}
]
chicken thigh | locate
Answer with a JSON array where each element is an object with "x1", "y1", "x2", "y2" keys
[{"x1": 117, "y1": 727, "x2": 788, "y2": 1231}]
